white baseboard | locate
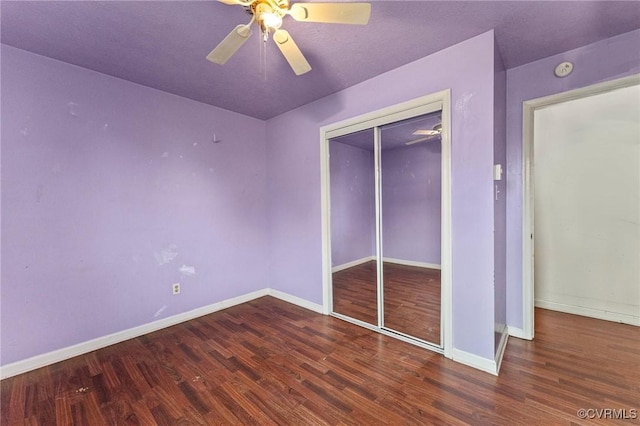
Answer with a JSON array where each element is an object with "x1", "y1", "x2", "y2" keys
[
  {"x1": 331, "y1": 256, "x2": 441, "y2": 272},
  {"x1": 332, "y1": 256, "x2": 375, "y2": 273},
  {"x1": 535, "y1": 300, "x2": 640, "y2": 326},
  {"x1": 0, "y1": 288, "x2": 322, "y2": 380},
  {"x1": 495, "y1": 328, "x2": 509, "y2": 374},
  {"x1": 451, "y1": 348, "x2": 498, "y2": 376},
  {"x1": 507, "y1": 326, "x2": 529, "y2": 340},
  {"x1": 383, "y1": 257, "x2": 441, "y2": 270},
  {"x1": 2, "y1": 285, "x2": 507, "y2": 379},
  {"x1": 268, "y1": 289, "x2": 324, "y2": 314}
]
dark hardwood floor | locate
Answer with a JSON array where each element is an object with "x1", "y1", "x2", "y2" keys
[
  {"x1": 332, "y1": 261, "x2": 441, "y2": 345},
  {"x1": 383, "y1": 263, "x2": 440, "y2": 345},
  {"x1": 332, "y1": 260, "x2": 378, "y2": 326},
  {"x1": 2, "y1": 296, "x2": 639, "y2": 425}
]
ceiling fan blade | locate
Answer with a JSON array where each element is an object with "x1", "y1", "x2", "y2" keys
[
  {"x1": 206, "y1": 25, "x2": 252, "y2": 65},
  {"x1": 217, "y1": 0, "x2": 252, "y2": 5},
  {"x1": 273, "y1": 29, "x2": 311, "y2": 75},
  {"x1": 413, "y1": 129, "x2": 440, "y2": 136},
  {"x1": 289, "y1": 3, "x2": 371, "y2": 25},
  {"x1": 405, "y1": 135, "x2": 440, "y2": 146}
]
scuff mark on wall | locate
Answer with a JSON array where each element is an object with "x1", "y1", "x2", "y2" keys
[
  {"x1": 35, "y1": 184, "x2": 43, "y2": 202},
  {"x1": 179, "y1": 264, "x2": 196, "y2": 276},
  {"x1": 455, "y1": 92, "x2": 475, "y2": 119},
  {"x1": 154, "y1": 305, "x2": 167, "y2": 317},
  {"x1": 154, "y1": 244, "x2": 178, "y2": 265},
  {"x1": 19, "y1": 116, "x2": 32, "y2": 137},
  {"x1": 67, "y1": 102, "x2": 79, "y2": 117}
]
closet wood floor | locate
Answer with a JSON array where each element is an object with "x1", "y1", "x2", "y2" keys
[
  {"x1": 2, "y1": 296, "x2": 639, "y2": 425},
  {"x1": 332, "y1": 261, "x2": 441, "y2": 344}
]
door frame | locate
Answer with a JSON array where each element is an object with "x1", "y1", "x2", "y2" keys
[
  {"x1": 521, "y1": 73, "x2": 640, "y2": 340},
  {"x1": 320, "y1": 90, "x2": 452, "y2": 358}
]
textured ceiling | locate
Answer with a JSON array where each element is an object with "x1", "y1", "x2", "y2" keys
[{"x1": 2, "y1": 1, "x2": 639, "y2": 120}]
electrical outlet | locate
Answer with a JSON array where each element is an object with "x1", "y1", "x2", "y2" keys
[{"x1": 172, "y1": 283, "x2": 180, "y2": 295}]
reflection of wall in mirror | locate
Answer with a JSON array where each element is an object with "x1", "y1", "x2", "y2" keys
[
  {"x1": 382, "y1": 143, "x2": 442, "y2": 266},
  {"x1": 329, "y1": 141, "x2": 376, "y2": 269}
]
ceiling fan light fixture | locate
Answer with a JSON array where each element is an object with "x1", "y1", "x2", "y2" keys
[{"x1": 261, "y1": 11, "x2": 283, "y2": 30}]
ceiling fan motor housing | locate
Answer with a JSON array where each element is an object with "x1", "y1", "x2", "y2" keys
[
  {"x1": 273, "y1": 0, "x2": 290, "y2": 9},
  {"x1": 247, "y1": 0, "x2": 288, "y2": 18}
]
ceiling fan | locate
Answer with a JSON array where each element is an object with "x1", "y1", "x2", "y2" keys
[
  {"x1": 207, "y1": 0, "x2": 371, "y2": 75},
  {"x1": 405, "y1": 124, "x2": 442, "y2": 145}
]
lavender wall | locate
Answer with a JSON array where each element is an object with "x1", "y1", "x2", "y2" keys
[
  {"x1": 381, "y1": 143, "x2": 441, "y2": 265},
  {"x1": 505, "y1": 29, "x2": 640, "y2": 330},
  {"x1": 267, "y1": 31, "x2": 497, "y2": 359},
  {"x1": 493, "y1": 39, "x2": 507, "y2": 353},
  {"x1": 329, "y1": 140, "x2": 375, "y2": 267},
  {"x1": 0, "y1": 45, "x2": 268, "y2": 365}
]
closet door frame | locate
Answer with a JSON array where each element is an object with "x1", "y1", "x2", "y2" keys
[{"x1": 320, "y1": 90, "x2": 453, "y2": 358}]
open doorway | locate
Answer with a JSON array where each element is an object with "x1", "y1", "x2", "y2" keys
[{"x1": 522, "y1": 74, "x2": 640, "y2": 337}]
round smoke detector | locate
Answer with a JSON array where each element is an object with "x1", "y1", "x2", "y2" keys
[{"x1": 554, "y1": 61, "x2": 574, "y2": 78}]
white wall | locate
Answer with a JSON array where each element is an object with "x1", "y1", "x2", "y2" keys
[{"x1": 533, "y1": 84, "x2": 640, "y2": 325}]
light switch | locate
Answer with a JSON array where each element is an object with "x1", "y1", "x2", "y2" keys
[{"x1": 494, "y1": 164, "x2": 503, "y2": 181}]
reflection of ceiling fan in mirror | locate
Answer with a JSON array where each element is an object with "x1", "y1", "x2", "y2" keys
[
  {"x1": 207, "y1": 0, "x2": 371, "y2": 75},
  {"x1": 405, "y1": 124, "x2": 442, "y2": 145}
]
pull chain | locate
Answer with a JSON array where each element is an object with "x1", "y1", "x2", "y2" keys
[{"x1": 260, "y1": 29, "x2": 268, "y2": 81}]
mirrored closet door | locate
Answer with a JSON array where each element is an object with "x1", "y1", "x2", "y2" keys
[
  {"x1": 329, "y1": 129, "x2": 378, "y2": 326},
  {"x1": 380, "y1": 114, "x2": 442, "y2": 346},
  {"x1": 328, "y1": 108, "x2": 443, "y2": 349}
]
